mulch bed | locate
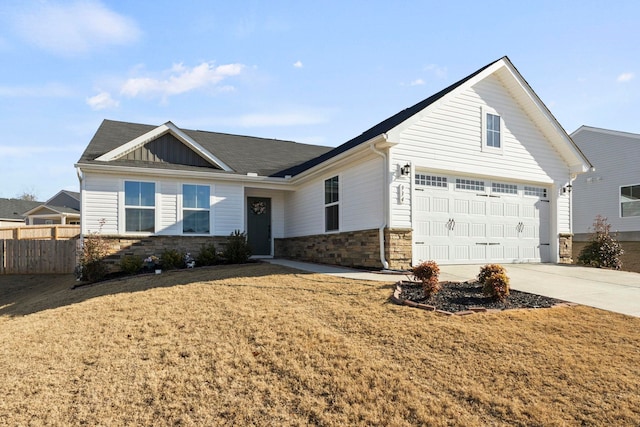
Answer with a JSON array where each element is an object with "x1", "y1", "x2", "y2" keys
[{"x1": 397, "y1": 281, "x2": 567, "y2": 314}]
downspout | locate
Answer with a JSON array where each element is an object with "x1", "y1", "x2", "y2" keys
[{"x1": 370, "y1": 138, "x2": 390, "y2": 270}]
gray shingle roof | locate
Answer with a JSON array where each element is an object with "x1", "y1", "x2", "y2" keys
[
  {"x1": 78, "y1": 121, "x2": 333, "y2": 176},
  {"x1": 0, "y1": 198, "x2": 43, "y2": 220}
]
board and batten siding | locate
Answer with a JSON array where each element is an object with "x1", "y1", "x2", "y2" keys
[
  {"x1": 572, "y1": 128, "x2": 640, "y2": 236},
  {"x1": 284, "y1": 155, "x2": 383, "y2": 238},
  {"x1": 387, "y1": 74, "x2": 572, "y2": 234}
]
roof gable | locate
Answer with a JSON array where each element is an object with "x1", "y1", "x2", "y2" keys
[
  {"x1": 96, "y1": 121, "x2": 231, "y2": 171},
  {"x1": 274, "y1": 56, "x2": 591, "y2": 178}
]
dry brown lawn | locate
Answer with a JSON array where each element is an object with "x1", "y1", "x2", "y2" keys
[
  {"x1": 1, "y1": 264, "x2": 639, "y2": 426},
  {"x1": 573, "y1": 241, "x2": 640, "y2": 273}
]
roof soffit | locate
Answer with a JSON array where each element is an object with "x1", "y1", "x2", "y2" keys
[{"x1": 95, "y1": 122, "x2": 232, "y2": 171}]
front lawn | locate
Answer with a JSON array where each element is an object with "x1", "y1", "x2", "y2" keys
[{"x1": 1, "y1": 264, "x2": 639, "y2": 426}]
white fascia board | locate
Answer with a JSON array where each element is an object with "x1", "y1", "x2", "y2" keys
[
  {"x1": 75, "y1": 162, "x2": 294, "y2": 190},
  {"x1": 95, "y1": 121, "x2": 233, "y2": 172},
  {"x1": 22, "y1": 205, "x2": 62, "y2": 216}
]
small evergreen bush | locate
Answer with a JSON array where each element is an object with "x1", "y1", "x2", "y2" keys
[
  {"x1": 160, "y1": 248, "x2": 183, "y2": 270},
  {"x1": 223, "y1": 230, "x2": 252, "y2": 264},
  {"x1": 478, "y1": 264, "x2": 510, "y2": 302},
  {"x1": 196, "y1": 243, "x2": 218, "y2": 266},
  {"x1": 120, "y1": 255, "x2": 143, "y2": 275},
  {"x1": 577, "y1": 215, "x2": 623, "y2": 270},
  {"x1": 411, "y1": 260, "x2": 441, "y2": 299}
]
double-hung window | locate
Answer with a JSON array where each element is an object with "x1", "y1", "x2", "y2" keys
[
  {"x1": 621, "y1": 184, "x2": 640, "y2": 217},
  {"x1": 183, "y1": 184, "x2": 210, "y2": 233},
  {"x1": 325, "y1": 176, "x2": 339, "y2": 232},
  {"x1": 125, "y1": 181, "x2": 155, "y2": 232},
  {"x1": 482, "y1": 107, "x2": 503, "y2": 151}
]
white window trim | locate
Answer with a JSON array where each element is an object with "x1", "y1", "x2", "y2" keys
[
  {"x1": 481, "y1": 106, "x2": 504, "y2": 154},
  {"x1": 620, "y1": 183, "x2": 640, "y2": 218},
  {"x1": 120, "y1": 179, "x2": 157, "y2": 235},
  {"x1": 324, "y1": 175, "x2": 340, "y2": 233},
  {"x1": 181, "y1": 183, "x2": 212, "y2": 235}
]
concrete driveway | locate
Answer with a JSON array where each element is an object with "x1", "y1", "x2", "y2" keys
[{"x1": 266, "y1": 259, "x2": 640, "y2": 317}]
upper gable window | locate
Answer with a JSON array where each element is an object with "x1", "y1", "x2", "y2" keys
[
  {"x1": 124, "y1": 181, "x2": 155, "y2": 233},
  {"x1": 621, "y1": 184, "x2": 640, "y2": 217},
  {"x1": 482, "y1": 108, "x2": 503, "y2": 152}
]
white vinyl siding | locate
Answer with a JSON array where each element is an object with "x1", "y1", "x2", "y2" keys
[
  {"x1": 572, "y1": 127, "x2": 640, "y2": 236},
  {"x1": 82, "y1": 173, "x2": 119, "y2": 234},
  {"x1": 284, "y1": 155, "x2": 383, "y2": 237},
  {"x1": 212, "y1": 184, "x2": 244, "y2": 235},
  {"x1": 158, "y1": 181, "x2": 178, "y2": 235}
]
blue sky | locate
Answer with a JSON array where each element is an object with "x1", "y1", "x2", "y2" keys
[{"x1": 1, "y1": 0, "x2": 638, "y2": 200}]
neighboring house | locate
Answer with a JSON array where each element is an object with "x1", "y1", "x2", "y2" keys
[
  {"x1": 571, "y1": 126, "x2": 640, "y2": 241},
  {"x1": 23, "y1": 190, "x2": 81, "y2": 225},
  {"x1": 0, "y1": 198, "x2": 42, "y2": 227},
  {"x1": 76, "y1": 56, "x2": 591, "y2": 269}
]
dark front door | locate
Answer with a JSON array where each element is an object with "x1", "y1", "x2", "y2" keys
[{"x1": 247, "y1": 197, "x2": 271, "y2": 255}]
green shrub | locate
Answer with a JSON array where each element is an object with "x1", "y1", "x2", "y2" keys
[
  {"x1": 223, "y1": 230, "x2": 252, "y2": 264},
  {"x1": 482, "y1": 272, "x2": 510, "y2": 302},
  {"x1": 196, "y1": 243, "x2": 218, "y2": 266},
  {"x1": 577, "y1": 215, "x2": 623, "y2": 270},
  {"x1": 411, "y1": 260, "x2": 441, "y2": 299},
  {"x1": 477, "y1": 264, "x2": 507, "y2": 285},
  {"x1": 78, "y1": 219, "x2": 109, "y2": 282},
  {"x1": 160, "y1": 248, "x2": 183, "y2": 270},
  {"x1": 120, "y1": 255, "x2": 143, "y2": 275}
]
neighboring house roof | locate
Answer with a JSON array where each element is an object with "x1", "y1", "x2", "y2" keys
[
  {"x1": 78, "y1": 120, "x2": 333, "y2": 177},
  {"x1": 22, "y1": 190, "x2": 81, "y2": 218},
  {"x1": 0, "y1": 198, "x2": 43, "y2": 221},
  {"x1": 571, "y1": 125, "x2": 640, "y2": 141}
]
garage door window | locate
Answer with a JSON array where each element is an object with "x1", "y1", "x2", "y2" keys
[
  {"x1": 415, "y1": 174, "x2": 447, "y2": 188},
  {"x1": 492, "y1": 182, "x2": 517, "y2": 195},
  {"x1": 524, "y1": 186, "x2": 547, "y2": 198},
  {"x1": 456, "y1": 179, "x2": 485, "y2": 192}
]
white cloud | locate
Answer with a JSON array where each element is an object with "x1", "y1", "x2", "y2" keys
[
  {"x1": 617, "y1": 72, "x2": 635, "y2": 83},
  {"x1": 120, "y1": 62, "x2": 245, "y2": 98},
  {"x1": 293, "y1": 60, "x2": 303, "y2": 68},
  {"x1": 410, "y1": 79, "x2": 425, "y2": 86},
  {"x1": 14, "y1": 1, "x2": 140, "y2": 55},
  {"x1": 424, "y1": 64, "x2": 448, "y2": 79},
  {"x1": 86, "y1": 91, "x2": 119, "y2": 110},
  {"x1": 0, "y1": 83, "x2": 72, "y2": 97}
]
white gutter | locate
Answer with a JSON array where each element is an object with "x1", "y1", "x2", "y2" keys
[{"x1": 369, "y1": 137, "x2": 390, "y2": 270}]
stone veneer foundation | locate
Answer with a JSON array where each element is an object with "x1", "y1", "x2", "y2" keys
[
  {"x1": 559, "y1": 233, "x2": 573, "y2": 264},
  {"x1": 274, "y1": 228, "x2": 413, "y2": 270},
  {"x1": 97, "y1": 235, "x2": 230, "y2": 272}
]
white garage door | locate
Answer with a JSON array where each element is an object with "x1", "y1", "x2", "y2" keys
[{"x1": 413, "y1": 173, "x2": 550, "y2": 265}]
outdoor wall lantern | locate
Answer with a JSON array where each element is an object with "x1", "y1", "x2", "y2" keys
[{"x1": 400, "y1": 163, "x2": 411, "y2": 176}]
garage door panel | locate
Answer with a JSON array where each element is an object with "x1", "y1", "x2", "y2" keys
[
  {"x1": 453, "y1": 222, "x2": 469, "y2": 237},
  {"x1": 503, "y1": 246, "x2": 519, "y2": 260},
  {"x1": 505, "y1": 203, "x2": 519, "y2": 216},
  {"x1": 489, "y1": 245, "x2": 504, "y2": 260},
  {"x1": 415, "y1": 220, "x2": 429, "y2": 235},
  {"x1": 470, "y1": 200, "x2": 486, "y2": 215},
  {"x1": 455, "y1": 246, "x2": 469, "y2": 260},
  {"x1": 415, "y1": 195, "x2": 429, "y2": 211},
  {"x1": 433, "y1": 198, "x2": 449, "y2": 212},
  {"x1": 491, "y1": 224, "x2": 504, "y2": 238},
  {"x1": 432, "y1": 245, "x2": 449, "y2": 260},
  {"x1": 432, "y1": 221, "x2": 449, "y2": 237},
  {"x1": 491, "y1": 202, "x2": 504, "y2": 216},
  {"x1": 470, "y1": 223, "x2": 486, "y2": 238},
  {"x1": 454, "y1": 199, "x2": 468, "y2": 214},
  {"x1": 470, "y1": 245, "x2": 486, "y2": 260},
  {"x1": 522, "y1": 205, "x2": 537, "y2": 218}
]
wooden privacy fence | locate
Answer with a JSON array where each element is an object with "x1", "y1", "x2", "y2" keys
[
  {"x1": 0, "y1": 225, "x2": 80, "y2": 240},
  {"x1": 0, "y1": 239, "x2": 78, "y2": 274}
]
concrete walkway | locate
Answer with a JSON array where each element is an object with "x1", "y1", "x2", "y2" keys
[{"x1": 265, "y1": 259, "x2": 640, "y2": 317}]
